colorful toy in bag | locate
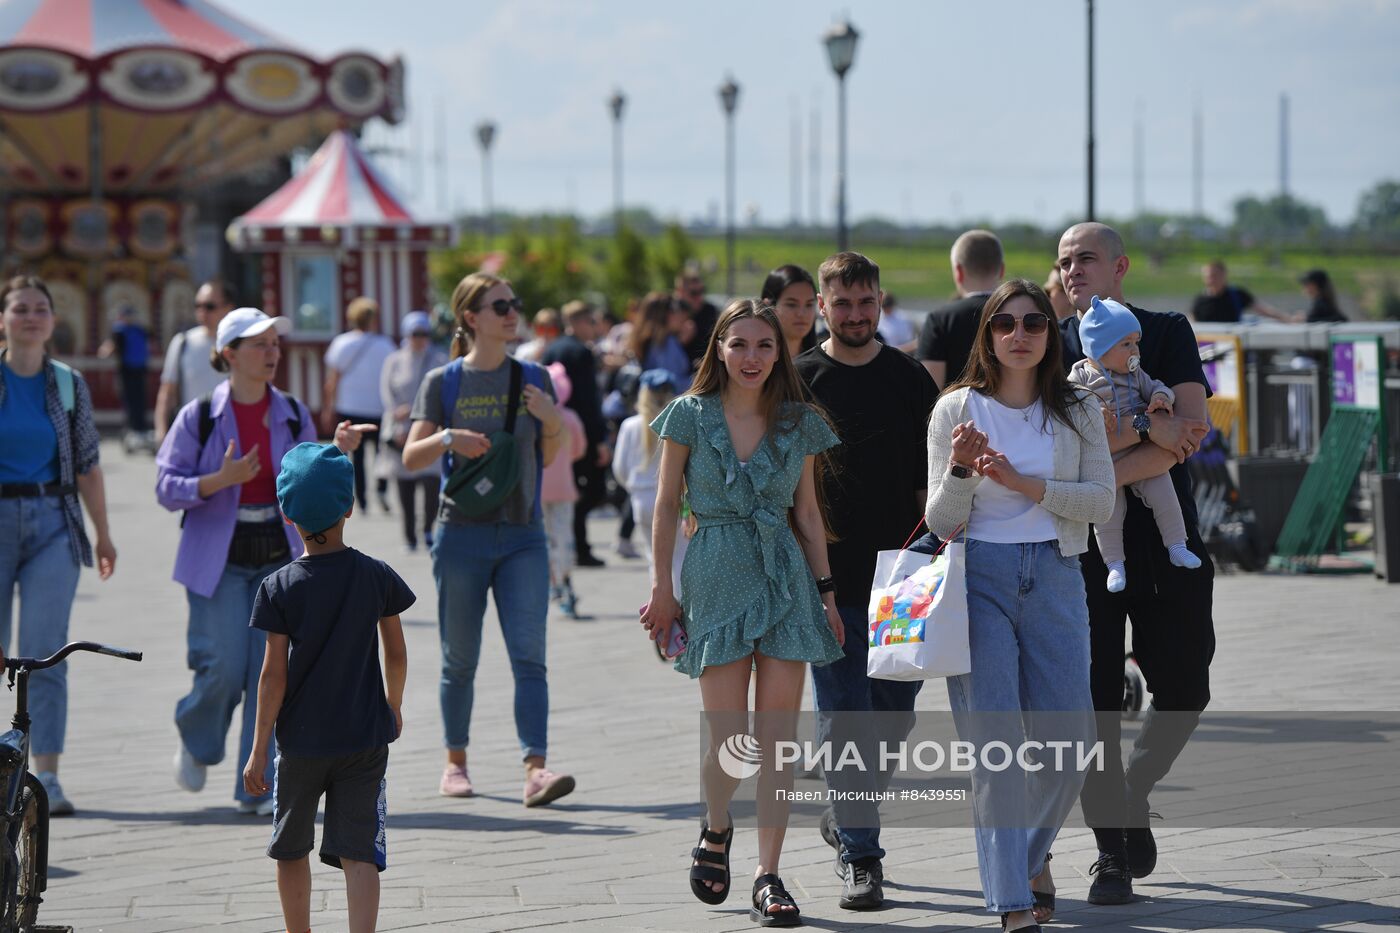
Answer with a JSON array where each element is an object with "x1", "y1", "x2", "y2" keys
[{"x1": 866, "y1": 528, "x2": 969, "y2": 681}]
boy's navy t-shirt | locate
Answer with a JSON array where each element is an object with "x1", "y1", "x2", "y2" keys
[{"x1": 251, "y1": 548, "x2": 415, "y2": 757}]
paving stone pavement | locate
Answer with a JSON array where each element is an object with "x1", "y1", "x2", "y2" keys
[{"x1": 24, "y1": 442, "x2": 1400, "y2": 931}]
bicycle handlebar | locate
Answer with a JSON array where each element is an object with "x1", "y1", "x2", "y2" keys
[{"x1": 4, "y1": 641, "x2": 143, "y2": 672}]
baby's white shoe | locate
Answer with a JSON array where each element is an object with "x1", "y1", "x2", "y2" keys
[{"x1": 1106, "y1": 561, "x2": 1127, "y2": 593}]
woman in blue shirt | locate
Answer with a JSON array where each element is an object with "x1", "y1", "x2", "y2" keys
[
  {"x1": 628, "y1": 292, "x2": 692, "y2": 391},
  {"x1": 0, "y1": 275, "x2": 117, "y2": 817}
]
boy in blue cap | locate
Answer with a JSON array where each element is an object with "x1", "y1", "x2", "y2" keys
[
  {"x1": 1069, "y1": 296, "x2": 1203, "y2": 592},
  {"x1": 243, "y1": 442, "x2": 413, "y2": 933}
]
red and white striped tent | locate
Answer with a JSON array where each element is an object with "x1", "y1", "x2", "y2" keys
[{"x1": 228, "y1": 129, "x2": 453, "y2": 405}]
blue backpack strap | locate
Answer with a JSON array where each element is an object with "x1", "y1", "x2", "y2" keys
[
  {"x1": 439, "y1": 358, "x2": 463, "y2": 489},
  {"x1": 50, "y1": 359, "x2": 75, "y2": 414}
]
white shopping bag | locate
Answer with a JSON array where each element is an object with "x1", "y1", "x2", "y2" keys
[{"x1": 866, "y1": 538, "x2": 969, "y2": 681}]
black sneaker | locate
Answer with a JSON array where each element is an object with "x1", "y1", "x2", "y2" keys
[
  {"x1": 839, "y1": 858, "x2": 884, "y2": 911},
  {"x1": 576, "y1": 552, "x2": 606, "y2": 568},
  {"x1": 1125, "y1": 806, "x2": 1160, "y2": 879},
  {"x1": 1087, "y1": 852, "x2": 1133, "y2": 905}
]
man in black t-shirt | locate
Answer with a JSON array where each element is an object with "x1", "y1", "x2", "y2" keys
[
  {"x1": 543, "y1": 302, "x2": 611, "y2": 566},
  {"x1": 795, "y1": 251, "x2": 938, "y2": 912},
  {"x1": 1190, "y1": 260, "x2": 1294, "y2": 323},
  {"x1": 915, "y1": 229, "x2": 1004, "y2": 389},
  {"x1": 1057, "y1": 223, "x2": 1213, "y2": 907},
  {"x1": 675, "y1": 271, "x2": 720, "y2": 362}
]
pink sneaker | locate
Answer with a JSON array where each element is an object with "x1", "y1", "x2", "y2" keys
[
  {"x1": 523, "y1": 767, "x2": 576, "y2": 808},
  {"x1": 439, "y1": 764, "x2": 474, "y2": 797}
]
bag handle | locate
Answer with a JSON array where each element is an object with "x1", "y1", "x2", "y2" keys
[
  {"x1": 901, "y1": 519, "x2": 966, "y2": 557},
  {"x1": 503, "y1": 359, "x2": 524, "y2": 434}
]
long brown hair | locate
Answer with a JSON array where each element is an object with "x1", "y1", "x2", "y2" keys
[
  {"x1": 628, "y1": 291, "x2": 674, "y2": 361},
  {"x1": 945, "y1": 278, "x2": 1085, "y2": 437},
  {"x1": 449, "y1": 272, "x2": 507, "y2": 359},
  {"x1": 687, "y1": 298, "x2": 836, "y2": 539}
]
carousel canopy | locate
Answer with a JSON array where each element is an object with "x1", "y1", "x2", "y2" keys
[
  {"x1": 0, "y1": 0, "x2": 404, "y2": 192},
  {"x1": 228, "y1": 129, "x2": 450, "y2": 250}
]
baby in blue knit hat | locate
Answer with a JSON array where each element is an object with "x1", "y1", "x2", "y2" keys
[{"x1": 1068, "y1": 296, "x2": 1202, "y2": 592}]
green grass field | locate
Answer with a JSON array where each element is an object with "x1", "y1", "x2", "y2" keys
[{"x1": 677, "y1": 234, "x2": 1398, "y2": 315}]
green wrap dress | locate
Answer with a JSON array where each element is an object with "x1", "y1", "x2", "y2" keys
[{"x1": 650, "y1": 392, "x2": 845, "y2": 678}]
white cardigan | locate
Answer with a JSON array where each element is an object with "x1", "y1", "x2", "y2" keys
[{"x1": 924, "y1": 386, "x2": 1116, "y2": 555}]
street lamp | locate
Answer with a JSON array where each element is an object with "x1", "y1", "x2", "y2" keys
[
  {"x1": 476, "y1": 120, "x2": 497, "y2": 248},
  {"x1": 1085, "y1": 0, "x2": 1095, "y2": 220},
  {"x1": 823, "y1": 19, "x2": 859, "y2": 252},
  {"x1": 608, "y1": 90, "x2": 625, "y2": 230},
  {"x1": 718, "y1": 75, "x2": 740, "y2": 297}
]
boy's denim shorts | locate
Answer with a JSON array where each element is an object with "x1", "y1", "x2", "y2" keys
[{"x1": 269, "y1": 745, "x2": 388, "y2": 871}]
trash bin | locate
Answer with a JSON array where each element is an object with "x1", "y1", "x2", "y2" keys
[
  {"x1": 1235, "y1": 455, "x2": 1311, "y2": 557},
  {"x1": 1371, "y1": 473, "x2": 1400, "y2": 583}
]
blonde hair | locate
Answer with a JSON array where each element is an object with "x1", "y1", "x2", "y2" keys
[
  {"x1": 637, "y1": 381, "x2": 675, "y2": 463},
  {"x1": 449, "y1": 272, "x2": 507, "y2": 359},
  {"x1": 346, "y1": 296, "x2": 379, "y2": 331}
]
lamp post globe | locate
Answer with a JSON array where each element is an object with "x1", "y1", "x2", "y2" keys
[{"x1": 823, "y1": 19, "x2": 859, "y2": 252}]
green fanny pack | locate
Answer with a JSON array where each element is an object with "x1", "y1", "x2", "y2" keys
[{"x1": 443, "y1": 359, "x2": 524, "y2": 517}]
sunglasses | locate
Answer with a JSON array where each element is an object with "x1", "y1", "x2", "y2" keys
[
  {"x1": 483, "y1": 297, "x2": 524, "y2": 316},
  {"x1": 195, "y1": 302, "x2": 220, "y2": 311},
  {"x1": 988, "y1": 311, "x2": 1050, "y2": 336}
]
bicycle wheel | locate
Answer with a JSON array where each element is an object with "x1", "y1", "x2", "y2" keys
[{"x1": 4, "y1": 778, "x2": 47, "y2": 930}]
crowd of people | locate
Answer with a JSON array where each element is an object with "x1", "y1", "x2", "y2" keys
[{"x1": 0, "y1": 219, "x2": 1357, "y2": 932}]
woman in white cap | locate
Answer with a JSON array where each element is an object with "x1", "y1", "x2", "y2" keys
[
  {"x1": 380, "y1": 311, "x2": 448, "y2": 551},
  {"x1": 156, "y1": 307, "x2": 371, "y2": 815}
]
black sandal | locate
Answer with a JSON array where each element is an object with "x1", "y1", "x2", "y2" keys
[
  {"x1": 688, "y1": 816, "x2": 733, "y2": 905},
  {"x1": 750, "y1": 873, "x2": 801, "y2": 927},
  {"x1": 1001, "y1": 912, "x2": 1042, "y2": 932},
  {"x1": 1032, "y1": 851, "x2": 1055, "y2": 923}
]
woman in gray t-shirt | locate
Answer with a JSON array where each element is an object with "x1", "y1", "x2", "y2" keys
[{"x1": 402, "y1": 272, "x2": 576, "y2": 809}]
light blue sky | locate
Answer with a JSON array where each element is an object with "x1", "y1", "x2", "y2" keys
[{"x1": 242, "y1": 0, "x2": 1400, "y2": 228}]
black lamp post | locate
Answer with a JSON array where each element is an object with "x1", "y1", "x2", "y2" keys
[
  {"x1": 476, "y1": 121, "x2": 497, "y2": 248},
  {"x1": 1086, "y1": 0, "x2": 1096, "y2": 220},
  {"x1": 718, "y1": 75, "x2": 740, "y2": 297},
  {"x1": 823, "y1": 19, "x2": 859, "y2": 252},
  {"x1": 608, "y1": 90, "x2": 625, "y2": 230}
]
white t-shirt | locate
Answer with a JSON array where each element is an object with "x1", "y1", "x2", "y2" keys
[
  {"x1": 964, "y1": 390, "x2": 1059, "y2": 544},
  {"x1": 878, "y1": 309, "x2": 917, "y2": 347},
  {"x1": 159, "y1": 326, "x2": 225, "y2": 406},
  {"x1": 325, "y1": 331, "x2": 395, "y2": 416}
]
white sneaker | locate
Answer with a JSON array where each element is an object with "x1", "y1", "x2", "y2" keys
[
  {"x1": 37, "y1": 771, "x2": 74, "y2": 816},
  {"x1": 615, "y1": 538, "x2": 640, "y2": 559},
  {"x1": 237, "y1": 798, "x2": 275, "y2": 816},
  {"x1": 173, "y1": 744, "x2": 207, "y2": 793}
]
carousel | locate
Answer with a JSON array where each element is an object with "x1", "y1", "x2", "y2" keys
[
  {"x1": 0, "y1": 0, "x2": 405, "y2": 412},
  {"x1": 227, "y1": 128, "x2": 452, "y2": 404}
]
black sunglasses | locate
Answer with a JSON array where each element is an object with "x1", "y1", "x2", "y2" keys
[
  {"x1": 483, "y1": 297, "x2": 524, "y2": 316},
  {"x1": 195, "y1": 301, "x2": 220, "y2": 311},
  {"x1": 988, "y1": 311, "x2": 1050, "y2": 336}
]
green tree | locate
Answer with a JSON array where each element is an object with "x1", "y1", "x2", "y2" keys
[
  {"x1": 1355, "y1": 180, "x2": 1400, "y2": 241},
  {"x1": 603, "y1": 224, "x2": 651, "y2": 315},
  {"x1": 1231, "y1": 194, "x2": 1328, "y2": 242},
  {"x1": 652, "y1": 222, "x2": 696, "y2": 289}
]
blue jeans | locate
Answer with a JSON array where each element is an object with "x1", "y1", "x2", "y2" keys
[
  {"x1": 433, "y1": 521, "x2": 550, "y2": 760},
  {"x1": 0, "y1": 497, "x2": 80, "y2": 757},
  {"x1": 947, "y1": 539, "x2": 1095, "y2": 914},
  {"x1": 812, "y1": 604, "x2": 923, "y2": 864},
  {"x1": 176, "y1": 560, "x2": 282, "y2": 803}
]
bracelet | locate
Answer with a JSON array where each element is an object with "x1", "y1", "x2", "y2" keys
[{"x1": 815, "y1": 575, "x2": 836, "y2": 595}]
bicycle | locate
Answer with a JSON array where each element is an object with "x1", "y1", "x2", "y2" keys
[{"x1": 0, "y1": 641, "x2": 141, "y2": 932}]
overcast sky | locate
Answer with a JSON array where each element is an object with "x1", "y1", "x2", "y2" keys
[{"x1": 239, "y1": 0, "x2": 1400, "y2": 228}]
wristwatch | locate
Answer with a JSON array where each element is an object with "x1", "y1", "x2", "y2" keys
[
  {"x1": 950, "y1": 463, "x2": 973, "y2": 479},
  {"x1": 440, "y1": 429, "x2": 454, "y2": 448},
  {"x1": 1132, "y1": 412, "x2": 1151, "y2": 443}
]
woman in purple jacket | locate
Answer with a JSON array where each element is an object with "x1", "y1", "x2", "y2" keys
[{"x1": 156, "y1": 308, "x2": 368, "y2": 814}]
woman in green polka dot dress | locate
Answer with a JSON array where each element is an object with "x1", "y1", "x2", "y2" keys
[{"x1": 641, "y1": 298, "x2": 845, "y2": 925}]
